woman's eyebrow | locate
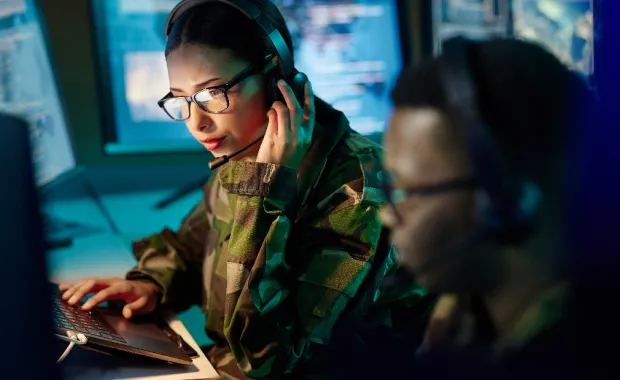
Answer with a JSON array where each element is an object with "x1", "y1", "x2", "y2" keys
[{"x1": 169, "y1": 77, "x2": 223, "y2": 92}]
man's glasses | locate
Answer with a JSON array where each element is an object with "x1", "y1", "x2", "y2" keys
[
  {"x1": 378, "y1": 170, "x2": 478, "y2": 224},
  {"x1": 158, "y1": 55, "x2": 272, "y2": 121}
]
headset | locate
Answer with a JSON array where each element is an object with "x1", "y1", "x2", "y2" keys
[
  {"x1": 164, "y1": 0, "x2": 308, "y2": 106},
  {"x1": 438, "y1": 36, "x2": 541, "y2": 245},
  {"x1": 165, "y1": 0, "x2": 309, "y2": 169}
]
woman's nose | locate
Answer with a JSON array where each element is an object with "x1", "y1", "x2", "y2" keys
[{"x1": 187, "y1": 102, "x2": 214, "y2": 132}]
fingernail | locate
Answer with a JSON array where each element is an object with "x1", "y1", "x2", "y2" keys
[
  {"x1": 81, "y1": 302, "x2": 91, "y2": 310},
  {"x1": 278, "y1": 79, "x2": 285, "y2": 86},
  {"x1": 68, "y1": 296, "x2": 77, "y2": 305},
  {"x1": 62, "y1": 292, "x2": 69, "y2": 300}
]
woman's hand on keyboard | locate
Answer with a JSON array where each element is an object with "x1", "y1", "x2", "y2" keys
[{"x1": 58, "y1": 278, "x2": 162, "y2": 319}]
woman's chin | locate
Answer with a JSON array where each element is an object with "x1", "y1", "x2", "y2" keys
[
  {"x1": 205, "y1": 146, "x2": 241, "y2": 159},
  {"x1": 207, "y1": 149, "x2": 225, "y2": 157}
]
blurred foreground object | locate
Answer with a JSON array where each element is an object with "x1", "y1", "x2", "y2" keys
[{"x1": 0, "y1": 113, "x2": 60, "y2": 379}]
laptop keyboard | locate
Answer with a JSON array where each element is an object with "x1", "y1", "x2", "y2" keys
[{"x1": 52, "y1": 296, "x2": 127, "y2": 344}]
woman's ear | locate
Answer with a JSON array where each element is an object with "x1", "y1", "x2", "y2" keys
[{"x1": 262, "y1": 55, "x2": 279, "y2": 74}]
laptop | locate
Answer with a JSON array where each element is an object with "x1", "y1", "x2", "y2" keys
[{"x1": 50, "y1": 288, "x2": 197, "y2": 365}]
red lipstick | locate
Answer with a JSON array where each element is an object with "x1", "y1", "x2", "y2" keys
[{"x1": 200, "y1": 136, "x2": 226, "y2": 151}]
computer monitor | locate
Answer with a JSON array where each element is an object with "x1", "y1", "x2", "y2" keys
[
  {"x1": 1, "y1": 1, "x2": 112, "y2": 247},
  {"x1": 0, "y1": 113, "x2": 60, "y2": 379},
  {"x1": 512, "y1": 0, "x2": 594, "y2": 76},
  {"x1": 431, "y1": 0, "x2": 512, "y2": 52},
  {"x1": 431, "y1": 0, "x2": 594, "y2": 76},
  {"x1": 90, "y1": 0, "x2": 405, "y2": 154},
  {"x1": 0, "y1": 0, "x2": 77, "y2": 188}
]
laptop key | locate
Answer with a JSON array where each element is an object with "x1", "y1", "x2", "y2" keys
[
  {"x1": 61, "y1": 321, "x2": 74, "y2": 329},
  {"x1": 52, "y1": 297, "x2": 127, "y2": 343}
]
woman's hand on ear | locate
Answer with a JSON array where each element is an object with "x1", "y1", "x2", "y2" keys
[{"x1": 256, "y1": 79, "x2": 315, "y2": 170}]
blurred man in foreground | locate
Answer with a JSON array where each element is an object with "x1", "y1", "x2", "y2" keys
[{"x1": 380, "y1": 37, "x2": 593, "y2": 378}]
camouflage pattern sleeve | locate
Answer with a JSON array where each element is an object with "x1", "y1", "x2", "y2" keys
[
  {"x1": 126, "y1": 186, "x2": 211, "y2": 313},
  {"x1": 217, "y1": 159, "x2": 385, "y2": 378}
]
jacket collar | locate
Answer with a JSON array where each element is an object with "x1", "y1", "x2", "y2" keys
[{"x1": 296, "y1": 98, "x2": 350, "y2": 208}]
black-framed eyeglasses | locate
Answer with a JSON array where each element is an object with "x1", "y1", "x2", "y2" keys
[
  {"x1": 158, "y1": 55, "x2": 273, "y2": 121},
  {"x1": 378, "y1": 170, "x2": 478, "y2": 223}
]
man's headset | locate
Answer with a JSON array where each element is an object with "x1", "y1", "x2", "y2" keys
[
  {"x1": 164, "y1": 0, "x2": 309, "y2": 169},
  {"x1": 439, "y1": 36, "x2": 541, "y2": 246},
  {"x1": 383, "y1": 37, "x2": 543, "y2": 285}
]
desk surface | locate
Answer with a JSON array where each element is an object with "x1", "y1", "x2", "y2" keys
[{"x1": 45, "y1": 171, "x2": 218, "y2": 379}]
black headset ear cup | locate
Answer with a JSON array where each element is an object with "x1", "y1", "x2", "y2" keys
[
  {"x1": 268, "y1": 69, "x2": 308, "y2": 105},
  {"x1": 479, "y1": 181, "x2": 541, "y2": 245}
]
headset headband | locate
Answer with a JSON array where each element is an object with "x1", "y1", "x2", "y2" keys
[
  {"x1": 439, "y1": 37, "x2": 522, "y2": 226},
  {"x1": 164, "y1": 0, "x2": 294, "y2": 78}
]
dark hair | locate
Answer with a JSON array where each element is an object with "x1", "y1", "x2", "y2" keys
[
  {"x1": 164, "y1": 1, "x2": 343, "y2": 127},
  {"x1": 391, "y1": 38, "x2": 593, "y2": 191},
  {"x1": 165, "y1": 1, "x2": 294, "y2": 67}
]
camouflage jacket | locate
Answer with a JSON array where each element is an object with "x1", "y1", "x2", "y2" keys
[
  {"x1": 417, "y1": 282, "x2": 573, "y2": 376},
  {"x1": 127, "y1": 103, "x2": 429, "y2": 378}
]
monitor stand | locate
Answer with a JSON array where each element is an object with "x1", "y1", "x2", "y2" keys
[
  {"x1": 43, "y1": 213, "x2": 97, "y2": 250},
  {"x1": 42, "y1": 166, "x2": 120, "y2": 250}
]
